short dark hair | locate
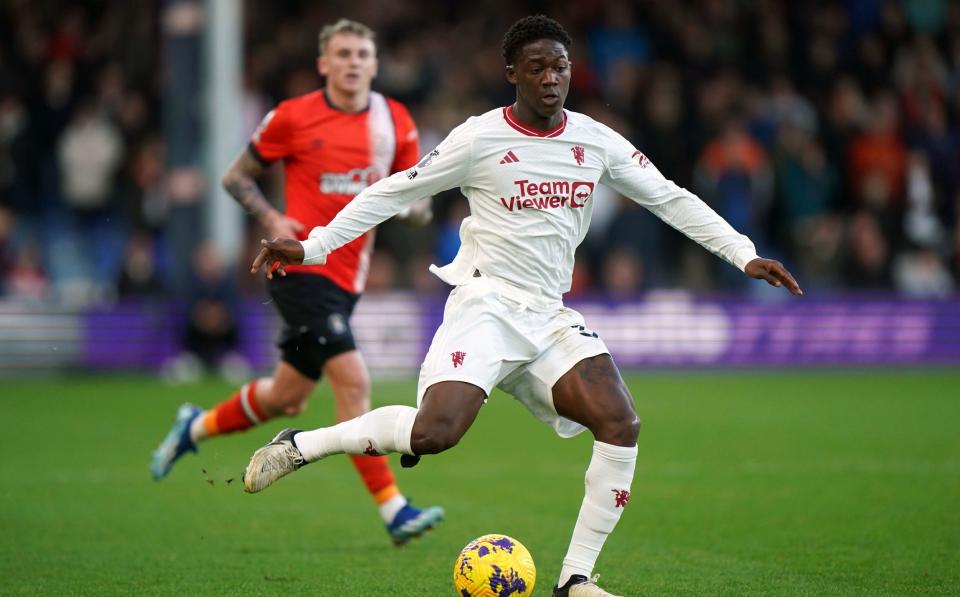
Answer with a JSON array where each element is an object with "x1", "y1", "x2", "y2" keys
[{"x1": 501, "y1": 15, "x2": 572, "y2": 65}]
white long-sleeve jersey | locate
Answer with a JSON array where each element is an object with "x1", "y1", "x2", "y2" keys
[{"x1": 302, "y1": 106, "x2": 758, "y2": 307}]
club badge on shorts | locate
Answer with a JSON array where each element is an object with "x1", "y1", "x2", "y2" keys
[{"x1": 328, "y1": 313, "x2": 347, "y2": 336}]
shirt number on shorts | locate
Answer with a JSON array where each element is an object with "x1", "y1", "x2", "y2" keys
[{"x1": 570, "y1": 324, "x2": 599, "y2": 338}]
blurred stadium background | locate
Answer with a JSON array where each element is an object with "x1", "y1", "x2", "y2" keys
[
  {"x1": 1, "y1": 1, "x2": 958, "y2": 595},
  {"x1": 2, "y1": 0, "x2": 959, "y2": 375}
]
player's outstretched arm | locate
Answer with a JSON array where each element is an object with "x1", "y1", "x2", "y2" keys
[
  {"x1": 598, "y1": 127, "x2": 804, "y2": 296},
  {"x1": 250, "y1": 237, "x2": 305, "y2": 279},
  {"x1": 300, "y1": 119, "x2": 475, "y2": 265},
  {"x1": 744, "y1": 258, "x2": 803, "y2": 295}
]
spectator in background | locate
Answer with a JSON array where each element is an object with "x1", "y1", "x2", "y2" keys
[
  {"x1": 848, "y1": 92, "x2": 906, "y2": 214},
  {"x1": 755, "y1": 75, "x2": 818, "y2": 148},
  {"x1": 895, "y1": 37, "x2": 948, "y2": 132},
  {"x1": 895, "y1": 151, "x2": 955, "y2": 299},
  {"x1": 822, "y1": 77, "x2": 868, "y2": 186},
  {"x1": 909, "y1": 103, "x2": 959, "y2": 226},
  {"x1": 587, "y1": 1, "x2": 650, "y2": 82},
  {"x1": 775, "y1": 134, "x2": 835, "y2": 225},
  {"x1": 597, "y1": 196, "x2": 666, "y2": 287},
  {"x1": 904, "y1": 0, "x2": 946, "y2": 35},
  {"x1": 845, "y1": 211, "x2": 893, "y2": 290},
  {"x1": 57, "y1": 99, "x2": 126, "y2": 304},
  {"x1": 0, "y1": 95, "x2": 27, "y2": 213},
  {"x1": 126, "y1": 135, "x2": 169, "y2": 233},
  {"x1": 695, "y1": 117, "x2": 773, "y2": 288},
  {"x1": 376, "y1": 36, "x2": 435, "y2": 106},
  {"x1": 57, "y1": 101, "x2": 125, "y2": 209},
  {"x1": 903, "y1": 152, "x2": 945, "y2": 249},
  {"x1": 749, "y1": 2, "x2": 791, "y2": 81},
  {"x1": 794, "y1": 215, "x2": 845, "y2": 292},
  {"x1": 693, "y1": 71, "x2": 743, "y2": 146},
  {"x1": 773, "y1": 122, "x2": 838, "y2": 273},
  {"x1": 638, "y1": 65, "x2": 692, "y2": 188},
  {"x1": 8, "y1": 58, "x2": 77, "y2": 287},
  {"x1": 0, "y1": 206, "x2": 12, "y2": 295},
  {"x1": 181, "y1": 241, "x2": 244, "y2": 376},
  {"x1": 6, "y1": 241, "x2": 49, "y2": 301},
  {"x1": 766, "y1": 70, "x2": 844, "y2": 291},
  {"x1": 855, "y1": 32, "x2": 891, "y2": 96},
  {"x1": 601, "y1": 248, "x2": 644, "y2": 298},
  {"x1": 116, "y1": 229, "x2": 164, "y2": 299},
  {"x1": 893, "y1": 246, "x2": 954, "y2": 298}
]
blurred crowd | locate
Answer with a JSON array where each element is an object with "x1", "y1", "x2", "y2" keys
[{"x1": 2, "y1": 0, "x2": 960, "y2": 314}]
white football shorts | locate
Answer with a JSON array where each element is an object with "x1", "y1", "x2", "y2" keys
[{"x1": 416, "y1": 274, "x2": 609, "y2": 437}]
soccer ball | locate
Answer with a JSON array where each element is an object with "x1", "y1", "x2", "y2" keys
[{"x1": 453, "y1": 534, "x2": 536, "y2": 597}]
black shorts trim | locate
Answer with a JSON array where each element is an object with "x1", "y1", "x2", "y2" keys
[{"x1": 267, "y1": 273, "x2": 360, "y2": 380}]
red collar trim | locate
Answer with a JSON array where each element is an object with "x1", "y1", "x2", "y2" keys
[{"x1": 502, "y1": 105, "x2": 567, "y2": 138}]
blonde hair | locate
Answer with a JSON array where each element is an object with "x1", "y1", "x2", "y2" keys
[{"x1": 318, "y1": 19, "x2": 376, "y2": 55}]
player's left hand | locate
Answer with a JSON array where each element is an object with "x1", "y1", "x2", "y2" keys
[
  {"x1": 397, "y1": 197, "x2": 433, "y2": 226},
  {"x1": 265, "y1": 211, "x2": 306, "y2": 240},
  {"x1": 745, "y1": 258, "x2": 803, "y2": 296},
  {"x1": 250, "y1": 238, "x2": 305, "y2": 279}
]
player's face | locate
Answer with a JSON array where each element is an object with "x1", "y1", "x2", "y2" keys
[
  {"x1": 507, "y1": 39, "x2": 570, "y2": 118},
  {"x1": 318, "y1": 33, "x2": 378, "y2": 96}
]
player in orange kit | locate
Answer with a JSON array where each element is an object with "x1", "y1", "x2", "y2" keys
[{"x1": 151, "y1": 19, "x2": 442, "y2": 545}]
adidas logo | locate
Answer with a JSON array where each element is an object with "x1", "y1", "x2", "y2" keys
[{"x1": 499, "y1": 150, "x2": 519, "y2": 164}]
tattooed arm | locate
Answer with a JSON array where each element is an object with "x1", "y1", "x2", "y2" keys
[{"x1": 221, "y1": 149, "x2": 304, "y2": 239}]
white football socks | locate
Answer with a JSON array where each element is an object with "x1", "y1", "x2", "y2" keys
[
  {"x1": 558, "y1": 441, "x2": 637, "y2": 587},
  {"x1": 378, "y1": 494, "x2": 408, "y2": 524},
  {"x1": 293, "y1": 405, "x2": 418, "y2": 462},
  {"x1": 189, "y1": 413, "x2": 208, "y2": 444}
]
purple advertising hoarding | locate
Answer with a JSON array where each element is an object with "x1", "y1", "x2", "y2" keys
[
  {"x1": 571, "y1": 293, "x2": 959, "y2": 367},
  {"x1": 72, "y1": 293, "x2": 960, "y2": 373}
]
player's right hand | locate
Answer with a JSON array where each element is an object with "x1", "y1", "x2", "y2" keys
[{"x1": 250, "y1": 238, "x2": 305, "y2": 279}]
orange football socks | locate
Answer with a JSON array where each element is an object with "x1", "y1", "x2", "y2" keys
[
  {"x1": 191, "y1": 380, "x2": 267, "y2": 442},
  {"x1": 350, "y1": 455, "x2": 407, "y2": 522}
]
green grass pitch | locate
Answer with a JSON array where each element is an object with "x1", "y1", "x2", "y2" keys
[{"x1": 1, "y1": 370, "x2": 958, "y2": 596}]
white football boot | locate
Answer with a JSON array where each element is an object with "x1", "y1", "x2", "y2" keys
[
  {"x1": 242, "y1": 428, "x2": 305, "y2": 493},
  {"x1": 553, "y1": 574, "x2": 624, "y2": 597}
]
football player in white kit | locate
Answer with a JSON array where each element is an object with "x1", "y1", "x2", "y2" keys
[{"x1": 243, "y1": 15, "x2": 802, "y2": 597}]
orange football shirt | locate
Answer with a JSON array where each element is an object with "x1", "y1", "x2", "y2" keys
[{"x1": 250, "y1": 90, "x2": 420, "y2": 293}]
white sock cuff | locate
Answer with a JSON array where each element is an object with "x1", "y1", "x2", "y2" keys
[
  {"x1": 388, "y1": 405, "x2": 417, "y2": 455},
  {"x1": 593, "y1": 441, "x2": 637, "y2": 462},
  {"x1": 189, "y1": 411, "x2": 209, "y2": 443},
  {"x1": 239, "y1": 382, "x2": 262, "y2": 424},
  {"x1": 294, "y1": 405, "x2": 418, "y2": 462},
  {"x1": 378, "y1": 494, "x2": 408, "y2": 524}
]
